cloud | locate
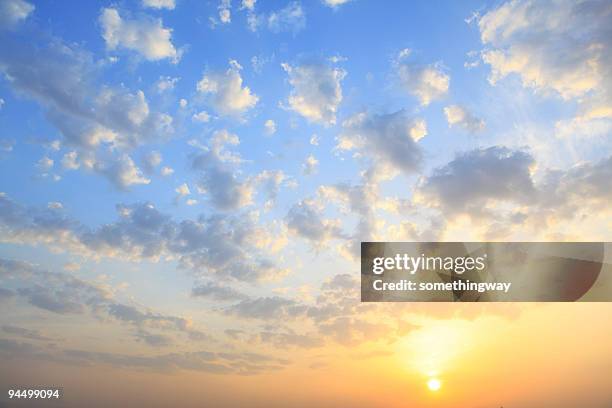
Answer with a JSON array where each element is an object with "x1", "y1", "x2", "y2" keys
[
  {"x1": 337, "y1": 110, "x2": 424, "y2": 177},
  {"x1": 225, "y1": 296, "x2": 306, "y2": 320},
  {"x1": 418, "y1": 146, "x2": 537, "y2": 216},
  {"x1": 444, "y1": 105, "x2": 485, "y2": 133},
  {"x1": 322, "y1": 0, "x2": 353, "y2": 8},
  {"x1": 99, "y1": 7, "x2": 178, "y2": 62},
  {"x1": 142, "y1": 151, "x2": 162, "y2": 175},
  {"x1": 0, "y1": 258, "x2": 207, "y2": 344},
  {"x1": 155, "y1": 76, "x2": 179, "y2": 92},
  {"x1": 286, "y1": 199, "x2": 344, "y2": 245},
  {"x1": 394, "y1": 50, "x2": 450, "y2": 106},
  {"x1": 191, "y1": 281, "x2": 248, "y2": 301},
  {"x1": 197, "y1": 60, "x2": 258, "y2": 116},
  {"x1": 0, "y1": 0, "x2": 34, "y2": 29},
  {"x1": 241, "y1": 0, "x2": 256, "y2": 11},
  {"x1": 478, "y1": 0, "x2": 611, "y2": 121},
  {"x1": 2, "y1": 325, "x2": 52, "y2": 341},
  {"x1": 160, "y1": 166, "x2": 174, "y2": 176},
  {"x1": 302, "y1": 155, "x2": 318, "y2": 175},
  {"x1": 192, "y1": 111, "x2": 211, "y2": 123},
  {"x1": 281, "y1": 61, "x2": 345, "y2": 125},
  {"x1": 0, "y1": 34, "x2": 175, "y2": 186},
  {"x1": 218, "y1": 0, "x2": 231, "y2": 24},
  {"x1": 264, "y1": 119, "x2": 276, "y2": 135},
  {"x1": 97, "y1": 154, "x2": 151, "y2": 190},
  {"x1": 267, "y1": 2, "x2": 305, "y2": 33},
  {"x1": 142, "y1": 0, "x2": 175, "y2": 10}
]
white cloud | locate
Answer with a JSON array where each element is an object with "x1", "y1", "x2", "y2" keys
[
  {"x1": 61, "y1": 151, "x2": 80, "y2": 170},
  {"x1": 267, "y1": 2, "x2": 305, "y2": 33},
  {"x1": 443, "y1": 105, "x2": 485, "y2": 133},
  {"x1": 218, "y1": 0, "x2": 231, "y2": 24},
  {"x1": 0, "y1": 0, "x2": 34, "y2": 29},
  {"x1": 264, "y1": 119, "x2": 276, "y2": 135},
  {"x1": 142, "y1": 0, "x2": 175, "y2": 10},
  {"x1": 192, "y1": 111, "x2": 211, "y2": 123},
  {"x1": 179, "y1": 98, "x2": 187, "y2": 108},
  {"x1": 156, "y1": 76, "x2": 179, "y2": 92},
  {"x1": 395, "y1": 50, "x2": 450, "y2": 106},
  {"x1": 142, "y1": 150, "x2": 162, "y2": 174},
  {"x1": 322, "y1": 0, "x2": 353, "y2": 8},
  {"x1": 97, "y1": 154, "x2": 151, "y2": 189},
  {"x1": 309, "y1": 134, "x2": 319, "y2": 146},
  {"x1": 197, "y1": 60, "x2": 258, "y2": 116},
  {"x1": 175, "y1": 183, "x2": 191, "y2": 197},
  {"x1": 0, "y1": 98, "x2": 4, "y2": 109},
  {"x1": 478, "y1": 0, "x2": 611, "y2": 121},
  {"x1": 281, "y1": 61, "x2": 346, "y2": 125},
  {"x1": 36, "y1": 156, "x2": 53, "y2": 170},
  {"x1": 302, "y1": 155, "x2": 318, "y2": 175},
  {"x1": 241, "y1": 0, "x2": 255, "y2": 11},
  {"x1": 160, "y1": 166, "x2": 174, "y2": 176},
  {"x1": 99, "y1": 7, "x2": 178, "y2": 62}
]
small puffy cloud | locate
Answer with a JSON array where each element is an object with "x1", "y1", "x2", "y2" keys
[
  {"x1": 302, "y1": 155, "x2": 318, "y2": 175},
  {"x1": 218, "y1": 0, "x2": 231, "y2": 24},
  {"x1": 309, "y1": 134, "x2": 319, "y2": 146},
  {"x1": 268, "y1": 2, "x2": 305, "y2": 33},
  {"x1": 337, "y1": 110, "x2": 424, "y2": 177},
  {"x1": 175, "y1": 183, "x2": 191, "y2": 197},
  {"x1": 47, "y1": 202, "x2": 63, "y2": 210},
  {"x1": 142, "y1": 150, "x2": 162, "y2": 174},
  {"x1": 281, "y1": 61, "x2": 346, "y2": 125},
  {"x1": 61, "y1": 151, "x2": 80, "y2": 170},
  {"x1": 142, "y1": 0, "x2": 175, "y2": 10},
  {"x1": 0, "y1": 98, "x2": 4, "y2": 109},
  {"x1": 160, "y1": 166, "x2": 174, "y2": 176},
  {"x1": 241, "y1": 0, "x2": 256, "y2": 11},
  {"x1": 286, "y1": 199, "x2": 343, "y2": 245},
  {"x1": 99, "y1": 7, "x2": 178, "y2": 62},
  {"x1": 443, "y1": 105, "x2": 485, "y2": 133},
  {"x1": 179, "y1": 98, "x2": 187, "y2": 108},
  {"x1": 98, "y1": 154, "x2": 151, "y2": 190},
  {"x1": 197, "y1": 60, "x2": 258, "y2": 116},
  {"x1": 395, "y1": 50, "x2": 449, "y2": 106},
  {"x1": 192, "y1": 111, "x2": 211, "y2": 123},
  {"x1": 322, "y1": 0, "x2": 353, "y2": 8},
  {"x1": 418, "y1": 146, "x2": 537, "y2": 215},
  {"x1": 0, "y1": 0, "x2": 34, "y2": 29},
  {"x1": 156, "y1": 76, "x2": 179, "y2": 92},
  {"x1": 264, "y1": 119, "x2": 276, "y2": 135},
  {"x1": 36, "y1": 156, "x2": 54, "y2": 170}
]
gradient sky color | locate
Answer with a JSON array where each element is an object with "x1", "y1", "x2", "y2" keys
[{"x1": 1, "y1": 0, "x2": 611, "y2": 407}]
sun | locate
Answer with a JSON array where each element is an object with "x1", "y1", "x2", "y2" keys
[{"x1": 427, "y1": 378, "x2": 442, "y2": 392}]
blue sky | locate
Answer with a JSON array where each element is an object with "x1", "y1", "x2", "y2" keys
[{"x1": 0, "y1": 1, "x2": 611, "y2": 406}]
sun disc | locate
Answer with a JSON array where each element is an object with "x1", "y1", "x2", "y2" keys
[{"x1": 427, "y1": 378, "x2": 441, "y2": 391}]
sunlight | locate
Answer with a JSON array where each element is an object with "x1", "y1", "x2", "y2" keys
[{"x1": 427, "y1": 378, "x2": 442, "y2": 391}]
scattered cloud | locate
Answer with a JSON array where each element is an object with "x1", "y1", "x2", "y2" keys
[
  {"x1": 0, "y1": 0, "x2": 34, "y2": 29},
  {"x1": 444, "y1": 105, "x2": 485, "y2": 133},
  {"x1": 394, "y1": 50, "x2": 450, "y2": 106},
  {"x1": 281, "y1": 61, "x2": 346, "y2": 125},
  {"x1": 99, "y1": 7, "x2": 178, "y2": 62},
  {"x1": 197, "y1": 60, "x2": 258, "y2": 116}
]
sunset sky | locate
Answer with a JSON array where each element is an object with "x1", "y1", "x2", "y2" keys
[{"x1": 0, "y1": 0, "x2": 611, "y2": 406}]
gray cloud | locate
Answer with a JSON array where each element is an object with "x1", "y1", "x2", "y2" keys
[
  {"x1": 191, "y1": 282, "x2": 248, "y2": 301},
  {"x1": 419, "y1": 146, "x2": 537, "y2": 215},
  {"x1": 337, "y1": 110, "x2": 424, "y2": 177},
  {"x1": 0, "y1": 195, "x2": 287, "y2": 283}
]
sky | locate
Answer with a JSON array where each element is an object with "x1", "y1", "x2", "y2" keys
[{"x1": 0, "y1": 0, "x2": 611, "y2": 407}]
